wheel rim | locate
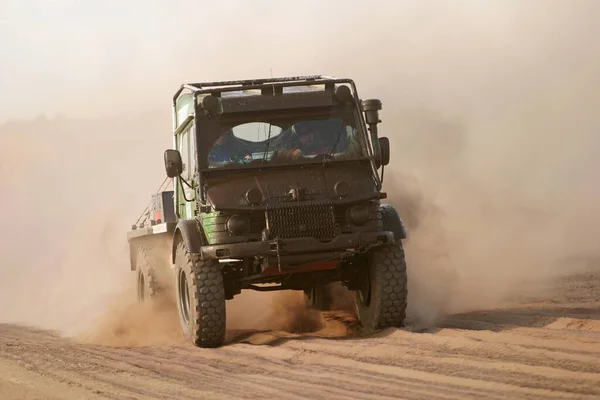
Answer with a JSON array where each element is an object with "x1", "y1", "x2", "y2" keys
[{"x1": 178, "y1": 269, "x2": 191, "y2": 324}]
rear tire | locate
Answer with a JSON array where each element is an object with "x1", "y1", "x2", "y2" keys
[
  {"x1": 174, "y1": 241, "x2": 226, "y2": 348},
  {"x1": 355, "y1": 240, "x2": 408, "y2": 331},
  {"x1": 136, "y1": 247, "x2": 159, "y2": 302}
]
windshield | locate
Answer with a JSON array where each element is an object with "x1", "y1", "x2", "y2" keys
[{"x1": 205, "y1": 110, "x2": 367, "y2": 169}]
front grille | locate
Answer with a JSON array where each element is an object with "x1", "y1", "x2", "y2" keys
[{"x1": 266, "y1": 201, "x2": 339, "y2": 241}]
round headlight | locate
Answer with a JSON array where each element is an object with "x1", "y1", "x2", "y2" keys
[
  {"x1": 245, "y1": 187, "x2": 262, "y2": 205},
  {"x1": 334, "y1": 180, "x2": 350, "y2": 198},
  {"x1": 349, "y1": 205, "x2": 370, "y2": 225},
  {"x1": 226, "y1": 214, "x2": 250, "y2": 235}
]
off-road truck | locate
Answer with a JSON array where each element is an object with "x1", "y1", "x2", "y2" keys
[{"x1": 127, "y1": 75, "x2": 409, "y2": 348}]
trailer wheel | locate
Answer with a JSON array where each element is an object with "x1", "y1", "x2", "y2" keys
[
  {"x1": 355, "y1": 240, "x2": 408, "y2": 331},
  {"x1": 136, "y1": 247, "x2": 159, "y2": 302},
  {"x1": 174, "y1": 241, "x2": 226, "y2": 348}
]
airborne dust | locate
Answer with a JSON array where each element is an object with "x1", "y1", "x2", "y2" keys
[{"x1": 1, "y1": 1, "x2": 600, "y2": 345}]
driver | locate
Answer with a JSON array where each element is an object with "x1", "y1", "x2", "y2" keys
[{"x1": 289, "y1": 121, "x2": 329, "y2": 156}]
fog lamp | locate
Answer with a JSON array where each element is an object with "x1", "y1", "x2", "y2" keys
[
  {"x1": 226, "y1": 214, "x2": 250, "y2": 235},
  {"x1": 349, "y1": 205, "x2": 370, "y2": 225}
]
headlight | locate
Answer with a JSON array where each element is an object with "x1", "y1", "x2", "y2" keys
[
  {"x1": 334, "y1": 180, "x2": 350, "y2": 198},
  {"x1": 349, "y1": 205, "x2": 370, "y2": 225},
  {"x1": 226, "y1": 214, "x2": 250, "y2": 235},
  {"x1": 245, "y1": 187, "x2": 262, "y2": 205}
]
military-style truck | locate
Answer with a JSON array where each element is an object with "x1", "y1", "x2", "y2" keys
[{"x1": 127, "y1": 75, "x2": 409, "y2": 348}]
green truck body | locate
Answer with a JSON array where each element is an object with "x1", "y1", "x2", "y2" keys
[{"x1": 127, "y1": 75, "x2": 409, "y2": 348}]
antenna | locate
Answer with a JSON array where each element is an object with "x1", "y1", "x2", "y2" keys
[{"x1": 270, "y1": 67, "x2": 275, "y2": 95}]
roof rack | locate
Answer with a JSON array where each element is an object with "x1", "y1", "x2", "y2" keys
[
  {"x1": 173, "y1": 75, "x2": 355, "y2": 103},
  {"x1": 187, "y1": 75, "x2": 337, "y2": 90}
]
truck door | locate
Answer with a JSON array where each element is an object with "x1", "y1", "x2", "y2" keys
[{"x1": 176, "y1": 123, "x2": 197, "y2": 220}]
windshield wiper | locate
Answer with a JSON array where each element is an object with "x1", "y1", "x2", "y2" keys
[
  {"x1": 261, "y1": 123, "x2": 274, "y2": 163},
  {"x1": 324, "y1": 123, "x2": 346, "y2": 162}
]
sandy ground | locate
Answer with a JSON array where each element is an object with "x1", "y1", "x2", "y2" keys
[{"x1": 1, "y1": 269, "x2": 599, "y2": 400}]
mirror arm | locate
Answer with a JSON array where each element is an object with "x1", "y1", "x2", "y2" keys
[
  {"x1": 200, "y1": 176, "x2": 207, "y2": 204},
  {"x1": 178, "y1": 175, "x2": 196, "y2": 202}
]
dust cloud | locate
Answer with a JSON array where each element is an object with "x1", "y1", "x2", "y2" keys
[
  {"x1": 1, "y1": 1, "x2": 600, "y2": 337},
  {"x1": 79, "y1": 283, "x2": 184, "y2": 347}
]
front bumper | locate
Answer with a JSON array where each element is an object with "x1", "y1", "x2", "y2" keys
[{"x1": 199, "y1": 230, "x2": 395, "y2": 261}]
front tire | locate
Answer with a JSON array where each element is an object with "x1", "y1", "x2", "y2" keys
[
  {"x1": 174, "y1": 241, "x2": 226, "y2": 348},
  {"x1": 355, "y1": 240, "x2": 408, "y2": 332}
]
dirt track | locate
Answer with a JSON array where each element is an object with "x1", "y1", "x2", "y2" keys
[{"x1": 1, "y1": 270, "x2": 599, "y2": 400}]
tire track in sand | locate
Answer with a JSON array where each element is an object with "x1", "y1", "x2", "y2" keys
[{"x1": 1, "y1": 272, "x2": 599, "y2": 399}]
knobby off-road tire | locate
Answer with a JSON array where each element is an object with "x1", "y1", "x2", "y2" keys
[
  {"x1": 355, "y1": 240, "x2": 408, "y2": 332},
  {"x1": 304, "y1": 284, "x2": 333, "y2": 311},
  {"x1": 136, "y1": 247, "x2": 159, "y2": 302},
  {"x1": 174, "y1": 241, "x2": 226, "y2": 348}
]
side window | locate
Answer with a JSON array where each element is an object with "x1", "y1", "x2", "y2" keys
[
  {"x1": 188, "y1": 126, "x2": 196, "y2": 179},
  {"x1": 179, "y1": 128, "x2": 189, "y2": 177}
]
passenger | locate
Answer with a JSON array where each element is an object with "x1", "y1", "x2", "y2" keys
[{"x1": 208, "y1": 130, "x2": 250, "y2": 163}]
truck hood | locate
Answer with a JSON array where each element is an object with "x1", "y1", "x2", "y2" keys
[{"x1": 204, "y1": 161, "x2": 377, "y2": 209}]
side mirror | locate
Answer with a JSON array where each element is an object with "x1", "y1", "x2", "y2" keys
[
  {"x1": 164, "y1": 149, "x2": 183, "y2": 178},
  {"x1": 378, "y1": 137, "x2": 390, "y2": 167}
]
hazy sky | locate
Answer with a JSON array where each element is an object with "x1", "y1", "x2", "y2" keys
[
  {"x1": 0, "y1": 0, "x2": 541, "y2": 122},
  {"x1": 1, "y1": 1, "x2": 599, "y2": 127},
  {"x1": 0, "y1": 0, "x2": 361, "y2": 120}
]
